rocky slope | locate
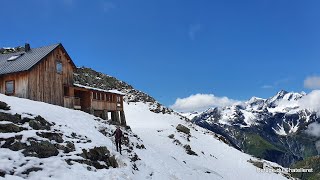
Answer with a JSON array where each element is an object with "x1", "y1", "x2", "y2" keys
[
  {"x1": 0, "y1": 95, "x2": 144, "y2": 179},
  {"x1": 192, "y1": 90, "x2": 320, "y2": 168}
]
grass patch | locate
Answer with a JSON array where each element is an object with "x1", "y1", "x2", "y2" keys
[
  {"x1": 243, "y1": 134, "x2": 284, "y2": 159},
  {"x1": 290, "y1": 156, "x2": 320, "y2": 180}
]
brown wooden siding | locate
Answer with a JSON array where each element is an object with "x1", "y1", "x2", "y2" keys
[
  {"x1": 0, "y1": 72, "x2": 29, "y2": 98},
  {"x1": 64, "y1": 97, "x2": 74, "y2": 108},
  {"x1": 90, "y1": 91, "x2": 124, "y2": 111},
  {"x1": 91, "y1": 100, "x2": 121, "y2": 111},
  {"x1": 27, "y1": 47, "x2": 74, "y2": 106}
]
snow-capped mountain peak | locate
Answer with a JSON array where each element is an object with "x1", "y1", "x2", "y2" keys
[{"x1": 192, "y1": 90, "x2": 320, "y2": 169}]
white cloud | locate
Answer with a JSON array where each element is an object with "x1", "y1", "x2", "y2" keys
[
  {"x1": 305, "y1": 122, "x2": 320, "y2": 137},
  {"x1": 170, "y1": 94, "x2": 239, "y2": 112},
  {"x1": 304, "y1": 76, "x2": 320, "y2": 89},
  {"x1": 299, "y1": 90, "x2": 320, "y2": 116}
]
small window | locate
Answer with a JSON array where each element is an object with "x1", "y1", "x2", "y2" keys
[
  {"x1": 56, "y1": 61, "x2": 63, "y2": 74},
  {"x1": 5, "y1": 81, "x2": 14, "y2": 95},
  {"x1": 101, "y1": 93, "x2": 105, "y2": 101},
  {"x1": 93, "y1": 92, "x2": 97, "y2": 100},
  {"x1": 117, "y1": 96, "x2": 121, "y2": 102}
]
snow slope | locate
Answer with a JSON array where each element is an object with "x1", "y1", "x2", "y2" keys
[
  {"x1": 0, "y1": 94, "x2": 290, "y2": 180},
  {"x1": 124, "y1": 102, "x2": 290, "y2": 180}
]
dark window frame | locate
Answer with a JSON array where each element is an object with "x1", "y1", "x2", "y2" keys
[{"x1": 5, "y1": 80, "x2": 15, "y2": 95}]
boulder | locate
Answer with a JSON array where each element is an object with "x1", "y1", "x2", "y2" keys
[
  {"x1": 183, "y1": 144, "x2": 198, "y2": 156},
  {"x1": 0, "y1": 101, "x2": 10, "y2": 110},
  {"x1": 29, "y1": 116, "x2": 53, "y2": 130},
  {"x1": 0, "y1": 124, "x2": 24, "y2": 133},
  {"x1": 66, "y1": 141, "x2": 76, "y2": 152},
  {"x1": 36, "y1": 132, "x2": 64, "y2": 143},
  {"x1": 81, "y1": 146, "x2": 110, "y2": 161},
  {"x1": 77, "y1": 146, "x2": 118, "y2": 169},
  {"x1": 0, "y1": 112, "x2": 21, "y2": 124},
  {"x1": 0, "y1": 135, "x2": 26, "y2": 151},
  {"x1": 54, "y1": 141, "x2": 75, "y2": 153},
  {"x1": 22, "y1": 140, "x2": 59, "y2": 158},
  {"x1": 176, "y1": 124, "x2": 190, "y2": 135},
  {"x1": 9, "y1": 141, "x2": 27, "y2": 151}
]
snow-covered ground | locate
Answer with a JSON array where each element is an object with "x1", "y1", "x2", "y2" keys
[
  {"x1": 0, "y1": 94, "x2": 291, "y2": 180},
  {"x1": 180, "y1": 112, "x2": 201, "y2": 120},
  {"x1": 124, "y1": 102, "x2": 290, "y2": 180}
]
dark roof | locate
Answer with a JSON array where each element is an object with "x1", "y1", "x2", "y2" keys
[{"x1": 0, "y1": 43, "x2": 67, "y2": 75}]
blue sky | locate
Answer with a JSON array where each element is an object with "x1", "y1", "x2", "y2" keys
[{"x1": 1, "y1": 0, "x2": 320, "y2": 111}]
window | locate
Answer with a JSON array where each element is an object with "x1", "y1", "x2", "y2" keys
[
  {"x1": 56, "y1": 61, "x2": 63, "y2": 74},
  {"x1": 117, "y1": 96, "x2": 121, "y2": 102},
  {"x1": 5, "y1": 81, "x2": 14, "y2": 95},
  {"x1": 93, "y1": 92, "x2": 97, "y2": 100},
  {"x1": 101, "y1": 93, "x2": 105, "y2": 101}
]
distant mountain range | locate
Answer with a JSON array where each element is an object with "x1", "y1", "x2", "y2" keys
[{"x1": 191, "y1": 90, "x2": 320, "y2": 169}]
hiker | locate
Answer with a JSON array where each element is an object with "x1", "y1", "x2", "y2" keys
[{"x1": 112, "y1": 126, "x2": 123, "y2": 154}]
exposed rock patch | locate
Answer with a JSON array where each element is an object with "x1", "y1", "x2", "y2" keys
[
  {"x1": 0, "y1": 112, "x2": 21, "y2": 124},
  {"x1": 29, "y1": 116, "x2": 54, "y2": 130},
  {"x1": 176, "y1": 124, "x2": 190, "y2": 135},
  {"x1": 21, "y1": 167, "x2": 43, "y2": 175},
  {"x1": 36, "y1": 132, "x2": 64, "y2": 143},
  {"x1": 183, "y1": 144, "x2": 198, "y2": 156},
  {"x1": 0, "y1": 123, "x2": 25, "y2": 133},
  {"x1": 0, "y1": 101, "x2": 10, "y2": 110},
  {"x1": 67, "y1": 146, "x2": 118, "y2": 169},
  {"x1": 22, "y1": 140, "x2": 59, "y2": 158}
]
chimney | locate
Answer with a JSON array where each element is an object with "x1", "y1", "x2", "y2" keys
[{"x1": 25, "y1": 43, "x2": 30, "y2": 52}]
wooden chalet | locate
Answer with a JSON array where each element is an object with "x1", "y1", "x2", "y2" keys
[{"x1": 0, "y1": 43, "x2": 126, "y2": 125}]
